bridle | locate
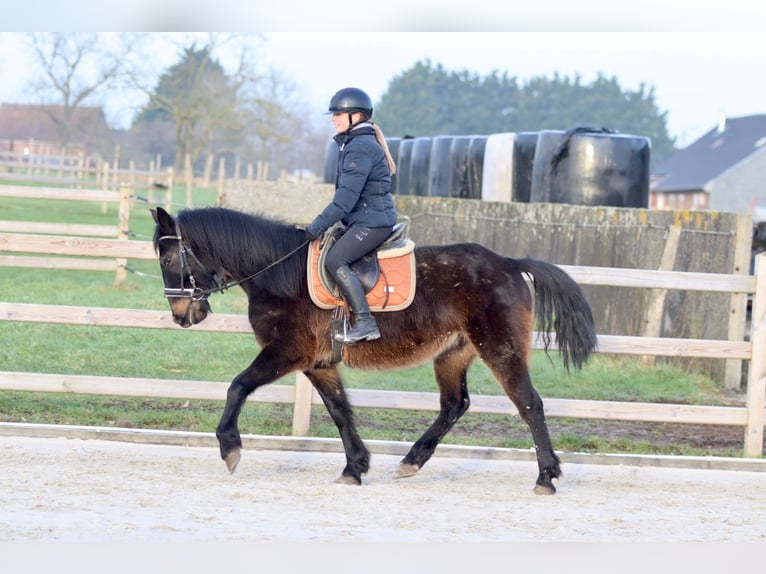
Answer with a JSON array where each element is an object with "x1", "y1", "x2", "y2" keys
[
  {"x1": 157, "y1": 231, "x2": 309, "y2": 302},
  {"x1": 157, "y1": 234, "x2": 223, "y2": 302}
]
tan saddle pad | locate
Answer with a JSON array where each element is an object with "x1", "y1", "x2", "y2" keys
[{"x1": 307, "y1": 237, "x2": 416, "y2": 312}]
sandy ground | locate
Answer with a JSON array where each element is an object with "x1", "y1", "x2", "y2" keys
[{"x1": 1, "y1": 435, "x2": 765, "y2": 543}]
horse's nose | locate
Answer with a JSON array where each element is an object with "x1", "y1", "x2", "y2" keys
[{"x1": 169, "y1": 300, "x2": 194, "y2": 328}]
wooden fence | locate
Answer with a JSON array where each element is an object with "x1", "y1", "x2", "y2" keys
[
  {"x1": 0, "y1": 230, "x2": 764, "y2": 457},
  {"x1": 0, "y1": 184, "x2": 134, "y2": 284},
  {"x1": 0, "y1": 146, "x2": 268, "y2": 208},
  {"x1": 0, "y1": 145, "x2": 174, "y2": 197}
]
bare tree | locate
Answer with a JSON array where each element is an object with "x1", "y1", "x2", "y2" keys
[
  {"x1": 25, "y1": 33, "x2": 133, "y2": 151},
  {"x1": 126, "y1": 33, "x2": 326, "y2": 178}
]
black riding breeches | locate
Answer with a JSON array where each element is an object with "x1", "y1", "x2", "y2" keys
[{"x1": 325, "y1": 225, "x2": 393, "y2": 280}]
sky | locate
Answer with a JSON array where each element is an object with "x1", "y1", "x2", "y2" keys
[
  {"x1": 2, "y1": 2, "x2": 766, "y2": 148},
  {"x1": 262, "y1": 32, "x2": 765, "y2": 147}
]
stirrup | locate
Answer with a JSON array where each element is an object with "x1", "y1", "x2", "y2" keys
[{"x1": 334, "y1": 316, "x2": 380, "y2": 344}]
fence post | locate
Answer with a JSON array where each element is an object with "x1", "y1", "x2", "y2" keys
[
  {"x1": 26, "y1": 138, "x2": 34, "y2": 176},
  {"x1": 164, "y1": 167, "x2": 174, "y2": 212},
  {"x1": 203, "y1": 153, "x2": 214, "y2": 186},
  {"x1": 113, "y1": 182, "x2": 131, "y2": 286},
  {"x1": 217, "y1": 157, "x2": 226, "y2": 205},
  {"x1": 184, "y1": 153, "x2": 193, "y2": 207},
  {"x1": 744, "y1": 253, "x2": 766, "y2": 457},
  {"x1": 641, "y1": 222, "x2": 681, "y2": 366},
  {"x1": 77, "y1": 151, "x2": 85, "y2": 191},
  {"x1": 725, "y1": 213, "x2": 754, "y2": 389},
  {"x1": 292, "y1": 372, "x2": 314, "y2": 436},
  {"x1": 101, "y1": 162, "x2": 110, "y2": 191}
]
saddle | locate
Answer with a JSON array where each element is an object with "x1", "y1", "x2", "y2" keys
[{"x1": 307, "y1": 221, "x2": 416, "y2": 312}]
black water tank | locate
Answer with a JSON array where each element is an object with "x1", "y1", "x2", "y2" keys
[
  {"x1": 465, "y1": 136, "x2": 487, "y2": 200},
  {"x1": 428, "y1": 136, "x2": 453, "y2": 197},
  {"x1": 530, "y1": 128, "x2": 650, "y2": 208},
  {"x1": 386, "y1": 137, "x2": 402, "y2": 195},
  {"x1": 446, "y1": 136, "x2": 471, "y2": 198},
  {"x1": 409, "y1": 137, "x2": 432, "y2": 196},
  {"x1": 395, "y1": 137, "x2": 414, "y2": 195},
  {"x1": 512, "y1": 131, "x2": 538, "y2": 203}
]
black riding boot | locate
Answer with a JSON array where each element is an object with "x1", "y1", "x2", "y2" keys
[{"x1": 333, "y1": 265, "x2": 381, "y2": 344}]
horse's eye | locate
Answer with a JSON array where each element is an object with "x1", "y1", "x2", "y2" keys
[{"x1": 162, "y1": 256, "x2": 173, "y2": 267}]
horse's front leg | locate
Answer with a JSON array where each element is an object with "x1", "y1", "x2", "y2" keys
[
  {"x1": 303, "y1": 366, "x2": 370, "y2": 485},
  {"x1": 216, "y1": 378, "x2": 250, "y2": 473},
  {"x1": 216, "y1": 347, "x2": 300, "y2": 474}
]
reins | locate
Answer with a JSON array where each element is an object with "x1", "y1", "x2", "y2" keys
[{"x1": 158, "y1": 232, "x2": 310, "y2": 301}]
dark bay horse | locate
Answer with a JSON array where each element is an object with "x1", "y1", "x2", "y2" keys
[{"x1": 151, "y1": 206, "x2": 597, "y2": 494}]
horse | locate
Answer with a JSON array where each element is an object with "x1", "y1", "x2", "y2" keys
[{"x1": 151, "y1": 206, "x2": 597, "y2": 494}]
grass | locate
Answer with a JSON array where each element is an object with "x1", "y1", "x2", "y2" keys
[{"x1": 0, "y1": 185, "x2": 749, "y2": 458}]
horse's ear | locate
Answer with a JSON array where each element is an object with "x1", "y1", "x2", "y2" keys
[{"x1": 151, "y1": 207, "x2": 176, "y2": 234}]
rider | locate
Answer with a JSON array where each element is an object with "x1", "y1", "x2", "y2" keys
[{"x1": 304, "y1": 87, "x2": 398, "y2": 344}]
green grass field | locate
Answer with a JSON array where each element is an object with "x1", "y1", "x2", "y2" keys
[{"x1": 0, "y1": 186, "x2": 747, "y2": 457}]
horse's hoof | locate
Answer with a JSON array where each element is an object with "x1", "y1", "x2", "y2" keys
[
  {"x1": 224, "y1": 448, "x2": 241, "y2": 474},
  {"x1": 393, "y1": 463, "x2": 419, "y2": 479},
  {"x1": 334, "y1": 474, "x2": 361, "y2": 485},
  {"x1": 533, "y1": 483, "x2": 556, "y2": 495}
]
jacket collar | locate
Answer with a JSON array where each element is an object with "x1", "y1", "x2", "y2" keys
[{"x1": 334, "y1": 123, "x2": 375, "y2": 146}]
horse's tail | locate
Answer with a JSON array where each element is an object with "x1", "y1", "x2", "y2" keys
[{"x1": 516, "y1": 257, "x2": 597, "y2": 372}]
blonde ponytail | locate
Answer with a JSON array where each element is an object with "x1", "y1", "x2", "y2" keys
[{"x1": 373, "y1": 123, "x2": 397, "y2": 176}]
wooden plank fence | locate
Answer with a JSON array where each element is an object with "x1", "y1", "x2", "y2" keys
[
  {"x1": 0, "y1": 184, "x2": 133, "y2": 283},
  {"x1": 0, "y1": 146, "x2": 174, "y2": 199},
  {"x1": 1, "y1": 234, "x2": 764, "y2": 457}
]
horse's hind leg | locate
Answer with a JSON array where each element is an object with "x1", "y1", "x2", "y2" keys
[
  {"x1": 489, "y1": 359, "x2": 561, "y2": 495},
  {"x1": 303, "y1": 366, "x2": 370, "y2": 485},
  {"x1": 508, "y1": 369, "x2": 561, "y2": 495},
  {"x1": 396, "y1": 337, "x2": 474, "y2": 479},
  {"x1": 470, "y1": 297, "x2": 561, "y2": 494}
]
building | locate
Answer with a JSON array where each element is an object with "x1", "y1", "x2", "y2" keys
[
  {"x1": 0, "y1": 102, "x2": 113, "y2": 157},
  {"x1": 650, "y1": 114, "x2": 766, "y2": 214}
]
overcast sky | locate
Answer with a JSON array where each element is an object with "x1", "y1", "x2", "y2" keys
[
  {"x1": 262, "y1": 31, "x2": 765, "y2": 147},
  {"x1": 2, "y1": 2, "x2": 766, "y2": 148}
]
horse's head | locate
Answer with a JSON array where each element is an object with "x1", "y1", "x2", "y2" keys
[{"x1": 151, "y1": 207, "x2": 213, "y2": 328}]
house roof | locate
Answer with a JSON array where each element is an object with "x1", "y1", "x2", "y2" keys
[
  {"x1": 651, "y1": 114, "x2": 766, "y2": 192},
  {"x1": 0, "y1": 102, "x2": 109, "y2": 144}
]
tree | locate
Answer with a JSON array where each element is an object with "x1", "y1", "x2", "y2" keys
[
  {"x1": 134, "y1": 42, "x2": 245, "y2": 172},
  {"x1": 515, "y1": 73, "x2": 676, "y2": 160},
  {"x1": 130, "y1": 34, "x2": 321, "y2": 178},
  {"x1": 376, "y1": 60, "x2": 520, "y2": 137},
  {"x1": 24, "y1": 32, "x2": 129, "y2": 152},
  {"x1": 375, "y1": 61, "x2": 677, "y2": 162}
]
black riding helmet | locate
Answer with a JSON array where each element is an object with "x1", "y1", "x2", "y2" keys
[{"x1": 328, "y1": 87, "x2": 373, "y2": 120}]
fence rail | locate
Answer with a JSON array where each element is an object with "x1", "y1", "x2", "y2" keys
[{"x1": 0, "y1": 229, "x2": 764, "y2": 456}]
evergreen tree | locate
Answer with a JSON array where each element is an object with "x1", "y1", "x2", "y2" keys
[
  {"x1": 134, "y1": 46, "x2": 243, "y2": 171},
  {"x1": 376, "y1": 61, "x2": 676, "y2": 162}
]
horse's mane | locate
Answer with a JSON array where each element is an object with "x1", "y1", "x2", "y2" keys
[{"x1": 176, "y1": 207, "x2": 307, "y2": 298}]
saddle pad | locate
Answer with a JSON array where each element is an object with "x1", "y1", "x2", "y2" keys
[{"x1": 307, "y1": 239, "x2": 417, "y2": 312}]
